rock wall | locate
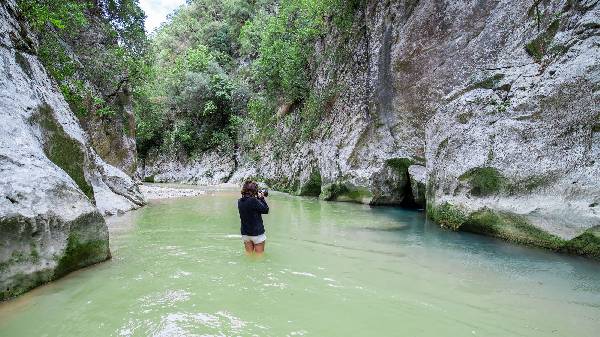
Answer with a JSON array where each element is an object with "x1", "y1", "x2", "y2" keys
[
  {"x1": 64, "y1": 11, "x2": 139, "y2": 177},
  {"x1": 0, "y1": 0, "x2": 146, "y2": 300},
  {"x1": 78, "y1": 87, "x2": 139, "y2": 177},
  {"x1": 140, "y1": 0, "x2": 600, "y2": 257}
]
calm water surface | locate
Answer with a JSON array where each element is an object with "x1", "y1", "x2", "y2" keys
[{"x1": 1, "y1": 187, "x2": 599, "y2": 336}]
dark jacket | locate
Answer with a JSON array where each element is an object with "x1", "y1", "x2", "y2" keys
[{"x1": 238, "y1": 196, "x2": 269, "y2": 236}]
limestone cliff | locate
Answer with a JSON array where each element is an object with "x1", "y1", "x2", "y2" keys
[
  {"x1": 0, "y1": 0, "x2": 146, "y2": 300},
  {"x1": 139, "y1": 0, "x2": 600, "y2": 257}
]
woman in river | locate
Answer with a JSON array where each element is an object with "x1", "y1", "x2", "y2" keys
[{"x1": 238, "y1": 180, "x2": 269, "y2": 255}]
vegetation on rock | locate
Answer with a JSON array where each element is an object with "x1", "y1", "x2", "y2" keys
[
  {"x1": 299, "y1": 169, "x2": 322, "y2": 196},
  {"x1": 459, "y1": 167, "x2": 505, "y2": 197},
  {"x1": 562, "y1": 227, "x2": 600, "y2": 259},
  {"x1": 133, "y1": 0, "x2": 361, "y2": 158},
  {"x1": 321, "y1": 182, "x2": 373, "y2": 203},
  {"x1": 427, "y1": 202, "x2": 467, "y2": 230},
  {"x1": 425, "y1": 204, "x2": 600, "y2": 259},
  {"x1": 55, "y1": 232, "x2": 110, "y2": 278},
  {"x1": 385, "y1": 158, "x2": 414, "y2": 175},
  {"x1": 463, "y1": 208, "x2": 564, "y2": 249},
  {"x1": 33, "y1": 104, "x2": 95, "y2": 202},
  {"x1": 18, "y1": 0, "x2": 147, "y2": 118}
]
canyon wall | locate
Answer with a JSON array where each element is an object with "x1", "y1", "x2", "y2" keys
[
  {"x1": 0, "y1": 0, "x2": 145, "y2": 300},
  {"x1": 140, "y1": 0, "x2": 600, "y2": 257}
]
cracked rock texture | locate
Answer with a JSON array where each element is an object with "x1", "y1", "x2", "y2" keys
[{"x1": 0, "y1": 0, "x2": 145, "y2": 300}]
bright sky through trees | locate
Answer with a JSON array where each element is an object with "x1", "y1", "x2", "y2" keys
[{"x1": 138, "y1": 0, "x2": 186, "y2": 33}]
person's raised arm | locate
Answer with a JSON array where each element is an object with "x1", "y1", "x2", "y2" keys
[{"x1": 255, "y1": 196, "x2": 269, "y2": 214}]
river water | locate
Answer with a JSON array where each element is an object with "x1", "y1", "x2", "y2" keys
[{"x1": 1, "y1": 187, "x2": 599, "y2": 336}]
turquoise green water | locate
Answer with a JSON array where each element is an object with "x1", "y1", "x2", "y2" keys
[{"x1": 1, "y1": 187, "x2": 600, "y2": 336}]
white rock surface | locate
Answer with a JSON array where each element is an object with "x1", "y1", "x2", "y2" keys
[{"x1": 139, "y1": 149, "x2": 236, "y2": 185}]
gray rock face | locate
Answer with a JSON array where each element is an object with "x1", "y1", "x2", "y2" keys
[
  {"x1": 0, "y1": 0, "x2": 145, "y2": 300},
  {"x1": 408, "y1": 165, "x2": 426, "y2": 208},
  {"x1": 420, "y1": 0, "x2": 600, "y2": 242}
]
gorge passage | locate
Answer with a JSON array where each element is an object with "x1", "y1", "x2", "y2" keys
[{"x1": 1, "y1": 0, "x2": 599, "y2": 302}]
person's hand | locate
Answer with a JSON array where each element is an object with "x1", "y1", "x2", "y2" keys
[{"x1": 257, "y1": 191, "x2": 264, "y2": 198}]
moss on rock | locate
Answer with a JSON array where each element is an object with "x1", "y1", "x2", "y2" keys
[
  {"x1": 32, "y1": 104, "x2": 95, "y2": 202},
  {"x1": 385, "y1": 158, "x2": 414, "y2": 175},
  {"x1": 1, "y1": 212, "x2": 110, "y2": 300},
  {"x1": 562, "y1": 227, "x2": 600, "y2": 259},
  {"x1": 459, "y1": 167, "x2": 505, "y2": 196},
  {"x1": 427, "y1": 205, "x2": 600, "y2": 259},
  {"x1": 320, "y1": 183, "x2": 347, "y2": 201},
  {"x1": 320, "y1": 182, "x2": 372, "y2": 204},
  {"x1": 54, "y1": 233, "x2": 109, "y2": 278},
  {"x1": 298, "y1": 169, "x2": 322, "y2": 196},
  {"x1": 462, "y1": 208, "x2": 565, "y2": 249},
  {"x1": 427, "y1": 202, "x2": 467, "y2": 230},
  {"x1": 262, "y1": 176, "x2": 300, "y2": 195},
  {"x1": 0, "y1": 270, "x2": 54, "y2": 301},
  {"x1": 525, "y1": 19, "x2": 560, "y2": 62},
  {"x1": 466, "y1": 74, "x2": 505, "y2": 91},
  {"x1": 449, "y1": 74, "x2": 505, "y2": 101}
]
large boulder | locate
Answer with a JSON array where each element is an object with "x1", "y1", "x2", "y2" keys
[{"x1": 424, "y1": 0, "x2": 600, "y2": 256}]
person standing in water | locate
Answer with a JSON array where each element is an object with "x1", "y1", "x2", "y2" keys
[{"x1": 238, "y1": 180, "x2": 269, "y2": 254}]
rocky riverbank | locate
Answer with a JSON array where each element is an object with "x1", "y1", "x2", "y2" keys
[{"x1": 140, "y1": 183, "x2": 211, "y2": 200}]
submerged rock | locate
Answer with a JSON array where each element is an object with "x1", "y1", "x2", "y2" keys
[{"x1": 0, "y1": 0, "x2": 145, "y2": 300}]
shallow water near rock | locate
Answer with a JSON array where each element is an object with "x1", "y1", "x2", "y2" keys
[{"x1": 1, "y1": 187, "x2": 599, "y2": 336}]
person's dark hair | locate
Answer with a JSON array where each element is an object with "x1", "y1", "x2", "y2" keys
[{"x1": 241, "y1": 180, "x2": 258, "y2": 197}]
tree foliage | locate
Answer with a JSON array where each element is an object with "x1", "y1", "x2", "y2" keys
[
  {"x1": 20, "y1": 0, "x2": 362, "y2": 158},
  {"x1": 18, "y1": 0, "x2": 148, "y2": 119},
  {"x1": 133, "y1": 0, "x2": 361, "y2": 157}
]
